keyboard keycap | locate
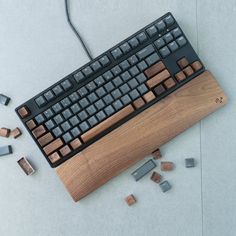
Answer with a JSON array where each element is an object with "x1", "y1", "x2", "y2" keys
[
  {"x1": 137, "y1": 61, "x2": 148, "y2": 71},
  {"x1": 154, "y1": 38, "x2": 165, "y2": 49},
  {"x1": 38, "y1": 132, "x2": 54, "y2": 147},
  {"x1": 146, "y1": 26, "x2": 158, "y2": 37},
  {"x1": 128, "y1": 55, "x2": 138, "y2": 65},
  {"x1": 54, "y1": 114, "x2": 64, "y2": 125},
  {"x1": 163, "y1": 33, "x2": 173, "y2": 44},
  {"x1": 104, "y1": 105, "x2": 115, "y2": 116},
  {"x1": 52, "y1": 85, "x2": 64, "y2": 96},
  {"x1": 172, "y1": 27, "x2": 182, "y2": 38},
  {"x1": 82, "y1": 66, "x2": 93, "y2": 77},
  {"x1": 136, "y1": 73, "x2": 147, "y2": 84},
  {"x1": 164, "y1": 78, "x2": 176, "y2": 89},
  {"x1": 128, "y1": 37, "x2": 139, "y2": 48},
  {"x1": 88, "y1": 116, "x2": 98, "y2": 127},
  {"x1": 79, "y1": 121, "x2": 90, "y2": 132},
  {"x1": 133, "y1": 97, "x2": 145, "y2": 109},
  {"x1": 77, "y1": 87, "x2": 88, "y2": 97},
  {"x1": 111, "y1": 65, "x2": 122, "y2": 76},
  {"x1": 45, "y1": 120, "x2": 55, "y2": 130},
  {"x1": 120, "y1": 84, "x2": 131, "y2": 94},
  {"x1": 128, "y1": 78, "x2": 139, "y2": 89},
  {"x1": 32, "y1": 125, "x2": 46, "y2": 138},
  {"x1": 96, "y1": 110, "x2": 106, "y2": 121},
  {"x1": 52, "y1": 103, "x2": 63, "y2": 113},
  {"x1": 35, "y1": 96, "x2": 46, "y2": 107},
  {"x1": 111, "y1": 48, "x2": 123, "y2": 59},
  {"x1": 121, "y1": 71, "x2": 131, "y2": 82},
  {"x1": 146, "y1": 69, "x2": 170, "y2": 88},
  {"x1": 119, "y1": 60, "x2": 130, "y2": 70},
  {"x1": 70, "y1": 103, "x2": 80, "y2": 114},
  {"x1": 61, "y1": 79, "x2": 72, "y2": 91},
  {"x1": 69, "y1": 115, "x2": 80, "y2": 126},
  {"x1": 44, "y1": 90, "x2": 55, "y2": 101},
  {"x1": 79, "y1": 97, "x2": 89, "y2": 108},
  {"x1": 111, "y1": 89, "x2": 122, "y2": 99},
  {"x1": 113, "y1": 76, "x2": 123, "y2": 87},
  {"x1": 74, "y1": 71, "x2": 85, "y2": 83},
  {"x1": 155, "y1": 20, "x2": 166, "y2": 32},
  {"x1": 69, "y1": 92, "x2": 79, "y2": 102},
  {"x1": 143, "y1": 91, "x2": 156, "y2": 103},
  {"x1": 71, "y1": 127, "x2": 81, "y2": 138},
  {"x1": 168, "y1": 41, "x2": 179, "y2": 52},
  {"x1": 94, "y1": 76, "x2": 105, "y2": 86},
  {"x1": 129, "y1": 89, "x2": 139, "y2": 100},
  {"x1": 104, "y1": 82, "x2": 115, "y2": 92},
  {"x1": 99, "y1": 56, "x2": 110, "y2": 66},
  {"x1": 87, "y1": 92, "x2": 98, "y2": 103},
  {"x1": 91, "y1": 61, "x2": 102, "y2": 72},
  {"x1": 121, "y1": 94, "x2": 131, "y2": 105},
  {"x1": 129, "y1": 66, "x2": 139, "y2": 77},
  {"x1": 61, "y1": 97, "x2": 71, "y2": 108},
  {"x1": 95, "y1": 99, "x2": 105, "y2": 110},
  {"x1": 103, "y1": 94, "x2": 114, "y2": 105},
  {"x1": 43, "y1": 138, "x2": 63, "y2": 155},
  {"x1": 144, "y1": 61, "x2": 165, "y2": 78},
  {"x1": 35, "y1": 114, "x2": 45, "y2": 124},
  {"x1": 137, "y1": 84, "x2": 148, "y2": 95},
  {"x1": 62, "y1": 132, "x2": 73, "y2": 143},
  {"x1": 154, "y1": 84, "x2": 166, "y2": 96},
  {"x1": 86, "y1": 104, "x2": 97, "y2": 116},
  {"x1": 137, "y1": 32, "x2": 148, "y2": 43},
  {"x1": 145, "y1": 53, "x2": 160, "y2": 66},
  {"x1": 183, "y1": 66, "x2": 194, "y2": 77},
  {"x1": 164, "y1": 15, "x2": 175, "y2": 27},
  {"x1": 159, "y1": 46, "x2": 171, "y2": 58},
  {"x1": 96, "y1": 87, "x2": 106, "y2": 97},
  {"x1": 61, "y1": 121, "x2": 71, "y2": 132},
  {"x1": 136, "y1": 45, "x2": 155, "y2": 60}
]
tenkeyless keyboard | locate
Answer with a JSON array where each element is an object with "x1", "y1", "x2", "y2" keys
[{"x1": 16, "y1": 12, "x2": 205, "y2": 168}]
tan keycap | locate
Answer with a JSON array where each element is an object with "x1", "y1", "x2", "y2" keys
[
  {"x1": 43, "y1": 138, "x2": 63, "y2": 155},
  {"x1": 18, "y1": 106, "x2": 30, "y2": 118},
  {"x1": 161, "y1": 161, "x2": 174, "y2": 171},
  {"x1": 150, "y1": 171, "x2": 162, "y2": 183},
  {"x1": 11, "y1": 127, "x2": 22, "y2": 139},
  {"x1": 146, "y1": 69, "x2": 170, "y2": 88},
  {"x1": 48, "y1": 152, "x2": 61, "y2": 163},
  {"x1": 38, "y1": 132, "x2": 54, "y2": 147},
  {"x1": 177, "y1": 57, "x2": 189, "y2": 69},
  {"x1": 60, "y1": 145, "x2": 71, "y2": 157},
  {"x1": 183, "y1": 66, "x2": 194, "y2": 77},
  {"x1": 32, "y1": 125, "x2": 46, "y2": 138},
  {"x1": 133, "y1": 97, "x2": 145, "y2": 109},
  {"x1": 26, "y1": 120, "x2": 36, "y2": 130},
  {"x1": 70, "y1": 138, "x2": 82, "y2": 150},
  {"x1": 143, "y1": 91, "x2": 156, "y2": 103},
  {"x1": 164, "y1": 78, "x2": 176, "y2": 89},
  {"x1": 191, "y1": 61, "x2": 202, "y2": 71},
  {"x1": 152, "y1": 148, "x2": 162, "y2": 160},
  {"x1": 175, "y1": 71, "x2": 186, "y2": 82},
  {"x1": 125, "y1": 194, "x2": 136, "y2": 206},
  {"x1": 144, "y1": 61, "x2": 165, "y2": 78},
  {"x1": 0, "y1": 128, "x2": 10, "y2": 137}
]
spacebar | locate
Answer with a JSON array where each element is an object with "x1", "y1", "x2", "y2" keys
[{"x1": 81, "y1": 105, "x2": 135, "y2": 143}]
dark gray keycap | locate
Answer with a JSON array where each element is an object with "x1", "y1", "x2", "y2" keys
[
  {"x1": 111, "y1": 89, "x2": 122, "y2": 99},
  {"x1": 145, "y1": 53, "x2": 160, "y2": 66},
  {"x1": 77, "y1": 86, "x2": 88, "y2": 97},
  {"x1": 0, "y1": 145, "x2": 12, "y2": 157},
  {"x1": 154, "y1": 38, "x2": 165, "y2": 49},
  {"x1": 52, "y1": 85, "x2": 64, "y2": 96},
  {"x1": 129, "y1": 89, "x2": 139, "y2": 100},
  {"x1": 164, "y1": 15, "x2": 175, "y2": 27},
  {"x1": 52, "y1": 126, "x2": 63, "y2": 137},
  {"x1": 155, "y1": 20, "x2": 166, "y2": 32},
  {"x1": 168, "y1": 41, "x2": 179, "y2": 52},
  {"x1": 62, "y1": 132, "x2": 73, "y2": 143},
  {"x1": 96, "y1": 87, "x2": 106, "y2": 97},
  {"x1": 96, "y1": 110, "x2": 106, "y2": 121},
  {"x1": 62, "y1": 109, "x2": 72, "y2": 119},
  {"x1": 185, "y1": 158, "x2": 195, "y2": 168},
  {"x1": 120, "y1": 84, "x2": 130, "y2": 94},
  {"x1": 104, "y1": 82, "x2": 115, "y2": 92},
  {"x1": 128, "y1": 55, "x2": 138, "y2": 65},
  {"x1": 61, "y1": 121, "x2": 71, "y2": 132},
  {"x1": 146, "y1": 26, "x2": 158, "y2": 37},
  {"x1": 61, "y1": 79, "x2": 72, "y2": 91},
  {"x1": 137, "y1": 32, "x2": 148, "y2": 43},
  {"x1": 131, "y1": 159, "x2": 156, "y2": 181},
  {"x1": 79, "y1": 121, "x2": 89, "y2": 132},
  {"x1": 128, "y1": 37, "x2": 139, "y2": 48},
  {"x1": 52, "y1": 103, "x2": 63, "y2": 113},
  {"x1": 172, "y1": 27, "x2": 182, "y2": 38},
  {"x1": 88, "y1": 116, "x2": 98, "y2": 127},
  {"x1": 111, "y1": 65, "x2": 122, "y2": 76},
  {"x1": 137, "y1": 84, "x2": 148, "y2": 95},
  {"x1": 137, "y1": 61, "x2": 148, "y2": 71},
  {"x1": 119, "y1": 60, "x2": 130, "y2": 70},
  {"x1": 95, "y1": 99, "x2": 105, "y2": 110},
  {"x1": 82, "y1": 66, "x2": 93, "y2": 77},
  {"x1": 176, "y1": 36, "x2": 187, "y2": 47},
  {"x1": 113, "y1": 100, "x2": 123, "y2": 110},
  {"x1": 94, "y1": 76, "x2": 105, "y2": 86},
  {"x1": 44, "y1": 108, "x2": 54, "y2": 119},
  {"x1": 111, "y1": 48, "x2": 122, "y2": 59},
  {"x1": 87, "y1": 92, "x2": 98, "y2": 103},
  {"x1": 69, "y1": 115, "x2": 80, "y2": 126},
  {"x1": 91, "y1": 61, "x2": 102, "y2": 72},
  {"x1": 154, "y1": 84, "x2": 166, "y2": 96},
  {"x1": 120, "y1": 42, "x2": 131, "y2": 53},
  {"x1": 45, "y1": 119, "x2": 55, "y2": 130},
  {"x1": 103, "y1": 71, "x2": 113, "y2": 81},
  {"x1": 136, "y1": 45, "x2": 155, "y2": 60},
  {"x1": 79, "y1": 97, "x2": 89, "y2": 108},
  {"x1": 128, "y1": 78, "x2": 139, "y2": 89},
  {"x1": 104, "y1": 105, "x2": 115, "y2": 116},
  {"x1": 86, "y1": 104, "x2": 97, "y2": 116},
  {"x1": 121, "y1": 94, "x2": 131, "y2": 105},
  {"x1": 78, "y1": 110, "x2": 88, "y2": 121},
  {"x1": 113, "y1": 76, "x2": 123, "y2": 87},
  {"x1": 99, "y1": 55, "x2": 110, "y2": 66},
  {"x1": 69, "y1": 92, "x2": 79, "y2": 102},
  {"x1": 61, "y1": 97, "x2": 71, "y2": 108},
  {"x1": 35, "y1": 96, "x2": 46, "y2": 107},
  {"x1": 103, "y1": 94, "x2": 114, "y2": 105},
  {"x1": 35, "y1": 114, "x2": 45, "y2": 124},
  {"x1": 129, "y1": 66, "x2": 139, "y2": 77},
  {"x1": 0, "y1": 94, "x2": 10, "y2": 106},
  {"x1": 74, "y1": 71, "x2": 85, "y2": 83},
  {"x1": 71, "y1": 127, "x2": 81, "y2": 138},
  {"x1": 136, "y1": 73, "x2": 147, "y2": 84},
  {"x1": 160, "y1": 46, "x2": 171, "y2": 58},
  {"x1": 70, "y1": 103, "x2": 80, "y2": 114},
  {"x1": 121, "y1": 71, "x2": 131, "y2": 82},
  {"x1": 44, "y1": 90, "x2": 55, "y2": 101},
  {"x1": 86, "y1": 81, "x2": 96, "y2": 92},
  {"x1": 163, "y1": 33, "x2": 174, "y2": 44},
  {"x1": 54, "y1": 114, "x2": 64, "y2": 125},
  {"x1": 159, "y1": 180, "x2": 172, "y2": 192}
]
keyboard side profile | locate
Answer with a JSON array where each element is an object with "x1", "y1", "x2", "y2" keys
[{"x1": 16, "y1": 12, "x2": 205, "y2": 168}]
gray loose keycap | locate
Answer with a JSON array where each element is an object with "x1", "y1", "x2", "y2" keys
[
  {"x1": 185, "y1": 158, "x2": 195, "y2": 168},
  {"x1": 0, "y1": 145, "x2": 12, "y2": 157},
  {"x1": 0, "y1": 94, "x2": 10, "y2": 106},
  {"x1": 159, "y1": 181, "x2": 172, "y2": 192}
]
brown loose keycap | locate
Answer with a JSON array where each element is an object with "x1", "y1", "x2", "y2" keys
[
  {"x1": 144, "y1": 61, "x2": 165, "y2": 78},
  {"x1": 161, "y1": 161, "x2": 174, "y2": 171},
  {"x1": 11, "y1": 127, "x2": 22, "y2": 139},
  {"x1": 152, "y1": 148, "x2": 162, "y2": 159},
  {"x1": 26, "y1": 119, "x2": 36, "y2": 130},
  {"x1": 175, "y1": 71, "x2": 186, "y2": 82},
  {"x1": 38, "y1": 132, "x2": 53, "y2": 147},
  {"x1": 133, "y1": 97, "x2": 145, "y2": 109},
  {"x1": 70, "y1": 138, "x2": 82, "y2": 150},
  {"x1": 17, "y1": 157, "x2": 35, "y2": 175},
  {"x1": 183, "y1": 66, "x2": 194, "y2": 77},
  {"x1": 43, "y1": 138, "x2": 63, "y2": 155},
  {"x1": 150, "y1": 171, "x2": 162, "y2": 183},
  {"x1": 191, "y1": 61, "x2": 202, "y2": 71},
  {"x1": 60, "y1": 145, "x2": 71, "y2": 157},
  {"x1": 48, "y1": 152, "x2": 61, "y2": 163},
  {"x1": 81, "y1": 105, "x2": 134, "y2": 143},
  {"x1": 143, "y1": 91, "x2": 156, "y2": 103},
  {"x1": 154, "y1": 84, "x2": 166, "y2": 96},
  {"x1": 0, "y1": 128, "x2": 10, "y2": 137},
  {"x1": 146, "y1": 69, "x2": 170, "y2": 88},
  {"x1": 32, "y1": 125, "x2": 46, "y2": 138},
  {"x1": 164, "y1": 78, "x2": 176, "y2": 89},
  {"x1": 18, "y1": 106, "x2": 30, "y2": 118},
  {"x1": 125, "y1": 194, "x2": 136, "y2": 206},
  {"x1": 177, "y1": 57, "x2": 189, "y2": 69}
]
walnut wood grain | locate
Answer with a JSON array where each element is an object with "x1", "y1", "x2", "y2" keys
[
  {"x1": 146, "y1": 69, "x2": 170, "y2": 88},
  {"x1": 56, "y1": 71, "x2": 227, "y2": 202},
  {"x1": 38, "y1": 132, "x2": 53, "y2": 147},
  {"x1": 143, "y1": 91, "x2": 156, "y2": 103},
  {"x1": 43, "y1": 138, "x2": 63, "y2": 155},
  {"x1": 144, "y1": 61, "x2": 165, "y2": 78}
]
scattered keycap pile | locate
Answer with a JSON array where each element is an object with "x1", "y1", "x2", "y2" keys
[{"x1": 125, "y1": 148, "x2": 196, "y2": 206}]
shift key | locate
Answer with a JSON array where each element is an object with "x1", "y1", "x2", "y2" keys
[{"x1": 43, "y1": 138, "x2": 63, "y2": 155}]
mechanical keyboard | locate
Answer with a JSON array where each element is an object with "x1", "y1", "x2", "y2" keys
[{"x1": 16, "y1": 12, "x2": 205, "y2": 168}]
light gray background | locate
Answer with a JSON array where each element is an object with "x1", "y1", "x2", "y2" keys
[{"x1": 0, "y1": 0, "x2": 235, "y2": 235}]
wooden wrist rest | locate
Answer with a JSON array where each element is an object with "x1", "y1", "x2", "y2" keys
[{"x1": 56, "y1": 70, "x2": 227, "y2": 202}]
